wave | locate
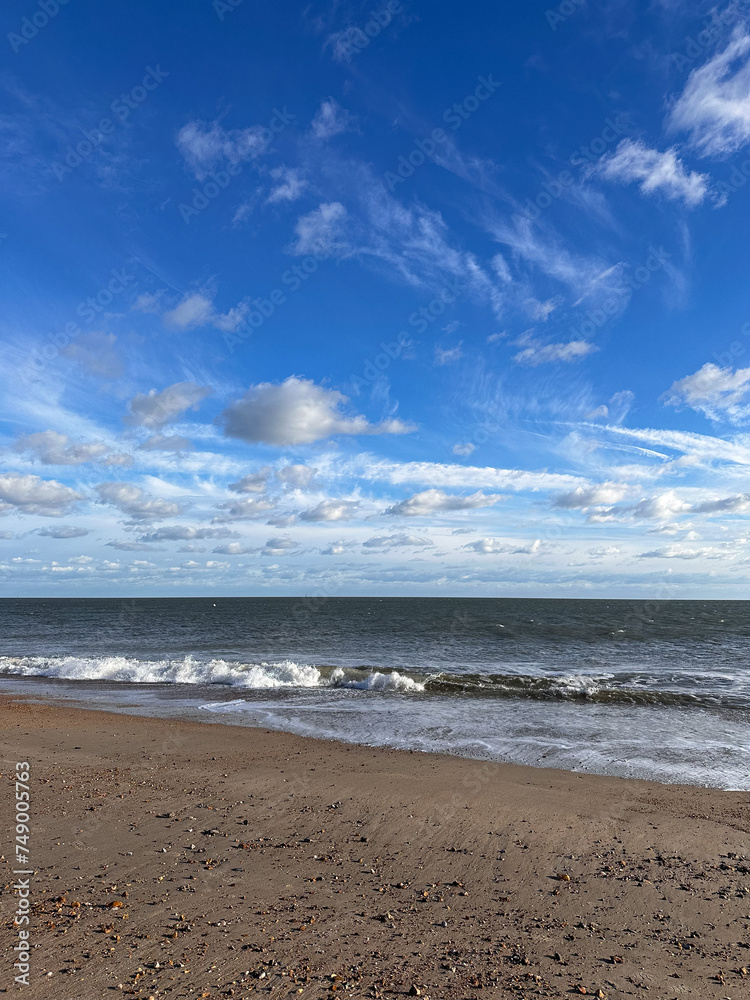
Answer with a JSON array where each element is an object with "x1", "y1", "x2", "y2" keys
[
  {"x1": 1, "y1": 655, "x2": 748, "y2": 709},
  {"x1": 0, "y1": 655, "x2": 424, "y2": 692}
]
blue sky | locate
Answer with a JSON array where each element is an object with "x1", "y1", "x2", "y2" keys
[{"x1": 3, "y1": 0, "x2": 750, "y2": 597}]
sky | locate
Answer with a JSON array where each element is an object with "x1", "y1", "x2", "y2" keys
[{"x1": 2, "y1": 0, "x2": 750, "y2": 598}]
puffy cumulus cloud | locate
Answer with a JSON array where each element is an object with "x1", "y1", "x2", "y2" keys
[
  {"x1": 213, "y1": 497, "x2": 277, "y2": 522},
  {"x1": 321, "y1": 540, "x2": 352, "y2": 555},
  {"x1": 261, "y1": 536, "x2": 299, "y2": 556},
  {"x1": 228, "y1": 468, "x2": 273, "y2": 494},
  {"x1": 310, "y1": 98, "x2": 356, "y2": 141},
  {"x1": 299, "y1": 500, "x2": 360, "y2": 522},
  {"x1": 588, "y1": 545, "x2": 622, "y2": 558},
  {"x1": 0, "y1": 474, "x2": 83, "y2": 517},
  {"x1": 60, "y1": 331, "x2": 124, "y2": 379},
  {"x1": 663, "y1": 363, "x2": 750, "y2": 423},
  {"x1": 96, "y1": 483, "x2": 181, "y2": 522},
  {"x1": 138, "y1": 434, "x2": 194, "y2": 452},
  {"x1": 163, "y1": 292, "x2": 248, "y2": 333},
  {"x1": 363, "y1": 533, "x2": 433, "y2": 549},
  {"x1": 137, "y1": 526, "x2": 239, "y2": 542},
  {"x1": 553, "y1": 482, "x2": 629, "y2": 510},
  {"x1": 15, "y1": 430, "x2": 131, "y2": 467},
  {"x1": 385, "y1": 489, "x2": 505, "y2": 517},
  {"x1": 514, "y1": 339, "x2": 597, "y2": 366},
  {"x1": 175, "y1": 119, "x2": 271, "y2": 180},
  {"x1": 126, "y1": 382, "x2": 212, "y2": 429},
  {"x1": 219, "y1": 377, "x2": 414, "y2": 446},
  {"x1": 277, "y1": 464, "x2": 318, "y2": 489},
  {"x1": 267, "y1": 166, "x2": 307, "y2": 204},
  {"x1": 36, "y1": 526, "x2": 90, "y2": 539},
  {"x1": 452, "y1": 442, "x2": 476, "y2": 457},
  {"x1": 592, "y1": 140, "x2": 709, "y2": 207},
  {"x1": 212, "y1": 542, "x2": 256, "y2": 555},
  {"x1": 290, "y1": 202, "x2": 350, "y2": 257},
  {"x1": 464, "y1": 537, "x2": 541, "y2": 555},
  {"x1": 629, "y1": 491, "x2": 692, "y2": 520},
  {"x1": 669, "y1": 29, "x2": 750, "y2": 156}
]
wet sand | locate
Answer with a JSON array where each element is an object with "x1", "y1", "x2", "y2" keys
[{"x1": 1, "y1": 697, "x2": 749, "y2": 999}]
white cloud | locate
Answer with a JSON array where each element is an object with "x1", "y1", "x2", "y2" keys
[
  {"x1": 229, "y1": 468, "x2": 274, "y2": 494},
  {"x1": 593, "y1": 139, "x2": 709, "y2": 207},
  {"x1": 363, "y1": 533, "x2": 433, "y2": 549},
  {"x1": 669, "y1": 29, "x2": 750, "y2": 156},
  {"x1": 452, "y1": 443, "x2": 476, "y2": 457},
  {"x1": 37, "y1": 526, "x2": 90, "y2": 538},
  {"x1": 663, "y1": 363, "x2": 750, "y2": 423},
  {"x1": 176, "y1": 119, "x2": 271, "y2": 180},
  {"x1": 435, "y1": 343, "x2": 463, "y2": 365},
  {"x1": 299, "y1": 500, "x2": 360, "y2": 522},
  {"x1": 96, "y1": 483, "x2": 181, "y2": 522},
  {"x1": 277, "y1": 464, "x2": 318, "y2": 488},
  {"x1": 212, "y1": 542, "x2": 256, "y2": 555},
  {"x1": 386, "y1": 489, "x2": 505, "y2": 517},
  {"x1": 220, "y1": 377, "x2": 414, "y2": 445},
  {"x1": 267, "y1": 166, "x2": 307, "y2": 204},
  {"x1": 310, "y1": 98, "x2": 356, "y2": 140},
  {"x1": 126, "y1": 382, "x2": 212, "y2": 429},
  {"x1": 290, "y1": 202, "x2": 350, "y2": 256},
  {"x1": 514, "y1": 340, "x2": 597, "y2": 366},
  {"x1": 163, "y1": 292, "x2": 247, "y2": 333},
  {"x1": 629, "y1": 491, "x2": 692, "y2": 520},
  {"x1": 464, "y1": 537, "x2": 541, "y2": 555},
  {"x1": 638, "y1": 544, "x2": 729, "y2": 560},
  {"x1": 213, "y1": 497, "x2": 277, "y2": 522},
  {"x1": 138, "y1": 526, "x2": 239, "y2": 542},
  {"x1": 321, "y1": 540, "x2": 351, "y2": 555},
  {"x1": 553, "y1": 482, "x2": 629, "y2": 510},
  {"x1": 0, "y1": 474, "x2": 83, "y2": 518},
  {"x1": 16, "y1": 430, "x2": 131, "y2": 467},
  {"x1": 262, "y1": 536, "x2": 299, "y2": 556}
]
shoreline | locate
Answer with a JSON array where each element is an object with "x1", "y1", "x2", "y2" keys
[{"x1": 1, "y1": 697, "x2": 749, "y2": 998}]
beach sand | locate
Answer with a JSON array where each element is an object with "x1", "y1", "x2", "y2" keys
[{"x1": 1, "y1": 697, "x2": 749, "y2": 999}]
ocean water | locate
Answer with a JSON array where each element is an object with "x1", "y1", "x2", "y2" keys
[{"x1": 1, "y1": 597, "x2": 749, "y2": 789}]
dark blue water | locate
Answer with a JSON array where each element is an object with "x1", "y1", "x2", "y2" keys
[{"x1": 1, "y1": 598, "x2": 749, "y2": 788}]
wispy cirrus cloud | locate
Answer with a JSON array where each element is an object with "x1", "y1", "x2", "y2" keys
[{"x1": 669, "y1": 28, "x2": 750, "y2": 157}]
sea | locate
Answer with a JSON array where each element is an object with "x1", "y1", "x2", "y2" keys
[{"x1": 1, "y1": 597, "x2": 749, "y2": 790}]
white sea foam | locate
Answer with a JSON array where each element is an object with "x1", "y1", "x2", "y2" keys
[{"x1": 0, "y1": 655, "x2": 424, "y2": 691}]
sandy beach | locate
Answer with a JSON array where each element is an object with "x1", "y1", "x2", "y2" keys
[{"x1": 1, "y1": 697, "x2": 749, "y2": 999}]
